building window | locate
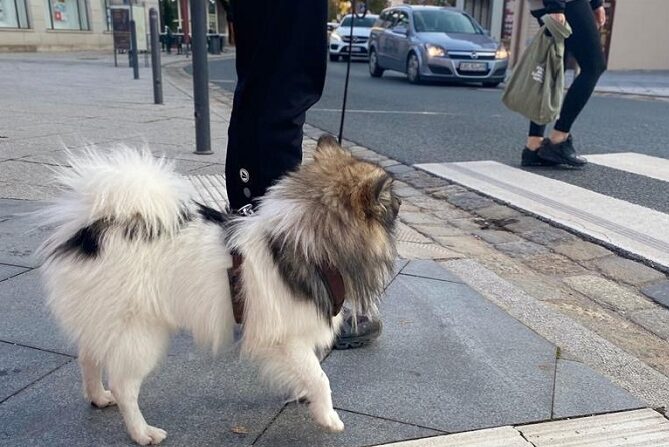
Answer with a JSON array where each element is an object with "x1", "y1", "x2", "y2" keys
[
  {"x1": 102, "y1": 0, "x2": 111, "y2": 30},
  {"x1": 45, "y1": 0, "x2": 90, "y2": 30},
  {"x1": 0, "y1": 0, "x2": 30, "y2": 28}
]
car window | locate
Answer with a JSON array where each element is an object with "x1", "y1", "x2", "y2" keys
[
  {"x1": 413, "y1": 10, "x2": 482, "y2": 34},
  {"x1": 339, "y1": 16, "x2": 377, "y2": 28},
  {"x1": 395, "y1": 10, "x2": 410, "y2": 29}
]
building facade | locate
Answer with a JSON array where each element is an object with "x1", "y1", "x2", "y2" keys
[
  {"x1": 0, "y1": 0, "x2": 158, "y2": 51},
  {"x1": 508, "y1": 0, "x2": 669, "y2": 70}
]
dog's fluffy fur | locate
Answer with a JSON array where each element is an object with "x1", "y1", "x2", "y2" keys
[{"x1": 39, "y1": 136, "x2": 399, "y2": 445}]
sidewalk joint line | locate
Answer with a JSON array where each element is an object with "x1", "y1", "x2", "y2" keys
[
  {"x1": 0, "y1": 340, "x2": 75, "y2": 359},
  {"x1": 250, "y1": 403, "x2": 288, "y2": 445},
  {"x1": 398, "y1": 271, "x2": 464, "y2": 286},
  {"x1": 549, "y1": 348, "x2": 559, "y2": 419},
  {"x1": 0, "y1": 359, "x2": 72, "y2": 405},
  {"x1": 333, "y1": 406, "x2": 450, "y2": 434}
]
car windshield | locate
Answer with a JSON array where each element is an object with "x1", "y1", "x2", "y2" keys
[
  {"x1": 413, "y1": 10, "x2": 481, "y2": 34},
  {"x1": 339, "y1": 16, "x2": 377, "y2": 28}
]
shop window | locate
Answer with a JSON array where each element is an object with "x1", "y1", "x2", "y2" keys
[
  {"x1": 45, "y1": 0, "x2": 90, "y2": 30},
  {"x1": 0, "y1": 0, "x2": 30, "y2": 28}
]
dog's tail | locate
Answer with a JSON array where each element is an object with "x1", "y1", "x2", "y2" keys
[{"x1": 38, "y1": 146, "x2": 194, "y2": 259}]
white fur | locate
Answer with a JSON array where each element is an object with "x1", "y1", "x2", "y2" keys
[{"x1": 40, "y1": 147, "x2": 345, "y2": 445}]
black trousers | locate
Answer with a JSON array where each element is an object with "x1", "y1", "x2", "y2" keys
[
  {"x1": 529, "y1": 0, "x2": 607, "y2": 137},
  {"x1": 226, "y1": 0, "x2": 328, "y2": 209}
]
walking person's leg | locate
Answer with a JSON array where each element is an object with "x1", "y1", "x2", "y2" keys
[
  {"x1": 226, "y1": 0, "x2": 383, "y2": 349},
  {"x1": 226, "y1": 0, "x2": 327, "y2": 210},
  {"x1": 538, "y1": 0, "x2": 607, "y2": 166}
]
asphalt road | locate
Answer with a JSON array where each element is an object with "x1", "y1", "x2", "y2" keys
[{"x1": 205, "y1": 58, "x2": 669, "y2": 213}]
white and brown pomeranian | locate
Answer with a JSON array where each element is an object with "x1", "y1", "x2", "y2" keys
[{"x1": 38, "y1": 135, "x2": 400, "y2": 445}]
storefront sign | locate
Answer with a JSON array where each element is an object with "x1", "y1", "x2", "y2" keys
[{"x1": 111, "y1": 7, "x2": 130, "y2": 50}]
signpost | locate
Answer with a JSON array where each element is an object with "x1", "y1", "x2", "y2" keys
[{"x1": 111, "y1": 7, "x2": 130, "y2": 67}]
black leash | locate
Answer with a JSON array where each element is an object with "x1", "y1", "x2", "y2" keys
[{"x1": 338, "y1": 0, "x2": 368, "y2": 145}]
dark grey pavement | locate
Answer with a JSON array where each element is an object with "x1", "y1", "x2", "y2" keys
[
  {"x1": 0, "y1": 198, "x2": 644, "y2": 446},
  {"x1": 205, "y1": 59, "x2": 669, "y2": 214}
]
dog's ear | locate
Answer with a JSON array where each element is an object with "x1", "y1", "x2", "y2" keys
[{"x1": 316, "y1": 134, "x2": 339, "y2": 151}]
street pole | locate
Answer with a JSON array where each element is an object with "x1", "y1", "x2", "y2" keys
[
  {"x1": 190, "y1": 0, "x2": 212, "y2": 154},
  {"x1": 149, "y1": 8, "x2": 163, "y2": 105},
  {"x1": 130, "y1": 19, "x2": 140, "y2": 79}
]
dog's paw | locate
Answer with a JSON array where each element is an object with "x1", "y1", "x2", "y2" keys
[
  {"x1": 130, "y1": 425, "x2": 167, "y2": 445},
  {"x1": 314, "y1": 409, "x2": 345, "y2": 433},
  {"x1": 90, "y1": 390, "x2": 116, "y2": 408}
]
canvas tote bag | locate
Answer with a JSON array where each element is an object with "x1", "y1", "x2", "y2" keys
[{"x1": 502, "y1": 16, "x2": 572, "y2": 124}]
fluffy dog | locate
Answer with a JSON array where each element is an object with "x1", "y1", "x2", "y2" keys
[{"x1": 39, "y1": 135, "x2": 400, "y2": 445}]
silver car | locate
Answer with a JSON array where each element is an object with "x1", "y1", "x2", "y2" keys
[
  {"x1": 368, "y1": 6, "x2": 508, "y2": 86},
  {"x1": 329, "y1": 14, "x2": 379, "y2": 62}
]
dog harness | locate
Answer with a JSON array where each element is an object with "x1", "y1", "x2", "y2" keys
[{"x1": 227, "y1": 254, "x2": 346, "y2": 324}]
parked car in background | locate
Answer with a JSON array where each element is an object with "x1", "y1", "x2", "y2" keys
[
  {"x1": 329, "y1": 14, "x2": 379, "y2": 62},
  {"x1": 368, "y1": 6, "x2": 508, "y2": 86}
]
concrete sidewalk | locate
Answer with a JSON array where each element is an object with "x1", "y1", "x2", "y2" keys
[
  {"x1": 1, "y1": 52, "x2": 668, "y2": 446},
  {"x1": 594, "y1": 70, "x2": 669, "y2": 98}
]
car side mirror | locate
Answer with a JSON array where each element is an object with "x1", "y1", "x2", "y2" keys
[{"x1": 483, "y1": 28, "x2": 491, "y2": 36}]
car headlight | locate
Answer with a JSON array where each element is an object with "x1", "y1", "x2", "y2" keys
[
  {"x1": 495, "y1": 46, "x2": 508, "y2": 59},
  {"x1": 425, "y1": 44, "x2": 446, "y2": 58},
  {"x1": 330, "y1": 32, "x2": 342, "y2": 43}
]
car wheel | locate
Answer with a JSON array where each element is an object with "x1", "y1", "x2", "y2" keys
[
  {"x1": 482, "y1": 81, "x2": 501, "y2": 88},
  {"x1": 369, "y1": 49, "x2": 384, "y2": 78},
  {"x1": 407, "y1": 53, "x2": 421, "y2": 84},
  {"x1": 329, "y1": 54, "x2": 340, "y2": 62}
]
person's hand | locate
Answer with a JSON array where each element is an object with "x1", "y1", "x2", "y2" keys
[
  {"x1": 550, "y1": 13, "x2": 566, "y2": 26},
  {"x1": 594, "y1": 6, "x2": 606, "y2": 29}
]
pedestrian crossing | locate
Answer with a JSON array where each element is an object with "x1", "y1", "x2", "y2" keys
[{"x1": 415, "y1": 153, "x2": 669, "y2": 270}]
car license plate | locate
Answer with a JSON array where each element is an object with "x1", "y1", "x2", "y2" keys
[
  {"x1": 348, "y1": 46, "x2": 363, "y2": 53},
  {"x1": 459, "y1": 62, "x2": 487, "y2": 72}
]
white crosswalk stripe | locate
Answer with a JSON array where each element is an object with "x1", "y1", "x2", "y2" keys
[
  {"x1": 586, "y1": 152, "x2": 669, "y2": 183},
  {"x1": 415, "y1": 158, "x2": 669, "y2": 270}
]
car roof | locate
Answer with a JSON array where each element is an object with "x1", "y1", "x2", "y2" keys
[
  {"x1": 384, "y1": 5, "x2": 459, "y2": 12},
  {"x1": 340, "y1": 13, "x2": 379, "y2": 18}
]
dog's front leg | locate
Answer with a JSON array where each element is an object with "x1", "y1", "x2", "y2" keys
[{"x1": 260, "y1": 342, "x2": 344, "y2": 432}]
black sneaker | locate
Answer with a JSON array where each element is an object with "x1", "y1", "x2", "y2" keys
[
  {"x1": 537, "y1": 135, "x2": 587, "y2": 167},
  {"x1": 521, "y1": 146, "x2": 558, "y2": 167},
  {"x1": 333, "y1": 308, "x2": 382, "y2": 350}
]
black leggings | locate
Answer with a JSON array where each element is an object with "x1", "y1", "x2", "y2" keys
[{"x1": 529, "y1": 0, "x2": 607, "y2": 137}]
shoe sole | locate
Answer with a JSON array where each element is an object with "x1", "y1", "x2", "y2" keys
[{"x1": 537, "y1": 148, "x2": 587, "y2": 167}]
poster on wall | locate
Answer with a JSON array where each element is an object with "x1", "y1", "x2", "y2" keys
[
  {"x1": 111, "y1": 7, "x2": 131, "y2": 50},
  {"x1": 132, "y1": 5, "x2": 147, "y2": 52},
  {"x1": 54, "y1": 0, "x2": 68, "y2": 22}
]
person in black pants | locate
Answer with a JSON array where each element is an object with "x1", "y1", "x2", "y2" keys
[
  {"x1": 226, "y1": 0, "x2": 382, "y2": 349},
  {"x1": 522, "y1": 0, "x2": 607, "y2": 167}
]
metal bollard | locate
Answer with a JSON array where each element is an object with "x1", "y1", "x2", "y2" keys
[
  {"x1": 149, "y1": 8, "x2": 163, "y2": 105},
  {"x1": 130, "y1": 20, "x2": 140, "y2": 80},
  {"x1": 190, "y1": 0, "x2": 212, "y2": 154}
]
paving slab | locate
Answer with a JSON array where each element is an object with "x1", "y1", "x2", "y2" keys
[
  {"x1": 519, "y1": 408, "x2": 669, "y2": 446},
  {"x1": 0, "y1": 342, "x2": 72, "y2": 402},
  {"x1": 563, "y1": 275, "x2": 654, "y2": 313},
  {"x1": 642, "y1": 280, "x2": 669, "y2": 309},
  {"x1": 0, "y1": 263, "x2": 29, "y2": 282},
  {"x1": 323, "y1": 267, "x2": 558, "y2": 433},
  {"x1": 552, "y1": 360, "x2": 644, "y2": 419},
  {"x1": 0, "y1": 338, "x2": 285, "y2": 447},
  {"x1": 400, "y1": 260, "x2": 463, "y2": 283},
  {"x1": 0, "y1": 200, "x2": 49, "y2": 268},
  {"x1": 378, "y1": 427, "x2": 531, "y2": 447},
  {"x1": 255, "y1": 405, "x2": 442, "y2": 447},
  {"x1": 0, "y1": 269, "x2": 71, "y2": 355},
  {"x1": 630, "y1": 308, "x2": 669, "y2": 342}
]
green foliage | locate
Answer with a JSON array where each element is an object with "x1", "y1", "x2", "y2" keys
[{"x1": 366, "y1": 0, "x2": 389, "y2": 14}]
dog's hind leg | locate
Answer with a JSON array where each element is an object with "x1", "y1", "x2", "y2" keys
[
  {"x1": 79, "y1": 347, "x2": 115, "y2": 408},
  {"x1": 259, "y1": 341, "x2": 344, "y2": 432},
  {"x1": 107, "y1": 327, "x2": 169, "y2": 446}
]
